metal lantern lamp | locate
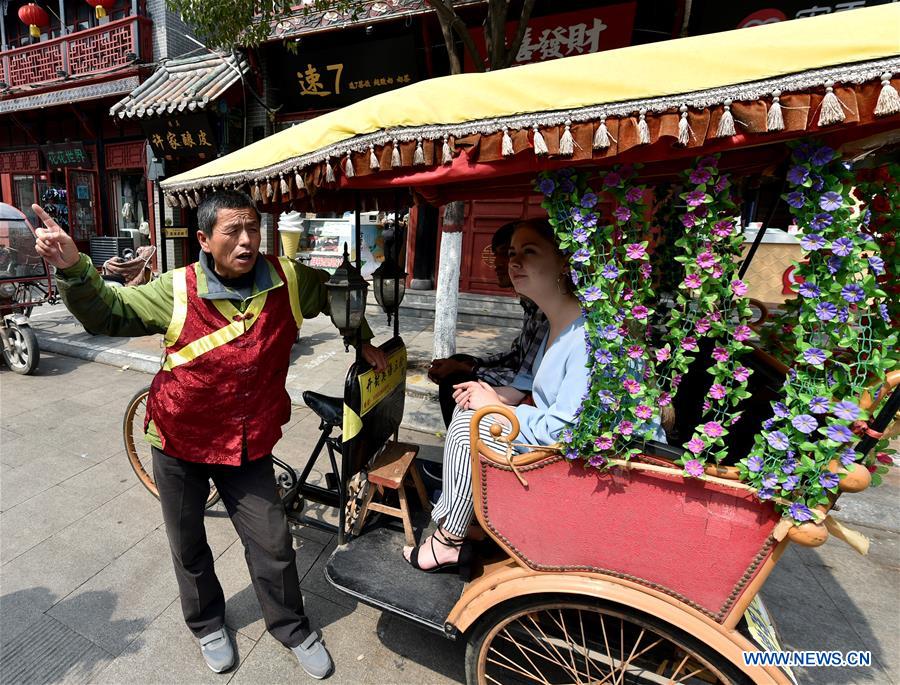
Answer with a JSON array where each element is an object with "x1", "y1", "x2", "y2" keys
[
  {"x1": 371, "y1": 256, "x2": 406, "y2": 324},
  {"x1": 325, "y1": 243, "x2": 368, "y2": 350}
]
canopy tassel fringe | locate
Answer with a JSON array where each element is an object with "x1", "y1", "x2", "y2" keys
[
  {"x1": 767, "y1": 92, "x2": 785, "y2": 131},
  {"x1": 441, "y1": 136, "x2": 452, "y2": 165},
  {"x1": 193, "y1": 190, "x2": 201, "y2": 207},
  {"x1": 875, "y1": 72, "x2": 900, "y2": 116},
  {"x1": 369, "y1": 145, "x2": 380, "y2": 170},
  {"x1": 818, "y1": 83, "x2": 845, "y2": 126},
  {"x1": 677, "y1": 105, "x2": 691, "y2": 145},
  {"x1": 264, "y1": 179, "x2": 273, "y2": 203},
  {"x1": 165, "y1": 193, "x2": 176, "y2": 208},
  {"x1": 501, "y1": 127, "x2": 514, "y2": 156},
  {"x1": 185, "y1": 192, "x2": 196, "y2": 209},
  {"x1": 559, "y1": 119, "x2": 574, "y2": 155},
  {"x1": 325, "y1": 157, "x2": 335, "y2": 183},
  {"x1": 825, "y1": 515, "x2": 870, "y2": 555},
  {"x1": 532, "y1": 125, "x2": 548, "y2": 155},
  {"x1": 251, "y1": 183, "x2": 260, "y2": 202},
  {"x1": 593, "y1": 119, "x2": 610, "y2": 149},
  {"x1": 390, "y1": 139, "x2": 401, "y2": 169},
  {"x1": 294, "y1": 171, "x2": 305, "y2": 191},
  {"x1": 716, "y1": 100, "x2": 736, "y2": 137},
  {"x1": 280, "y1": 174, "x2": 290, "y2": 197},
  {"x1": 637, "y1": 109, "x2": 650, "y2": 144},
  {"x1": 344, "y1": 154, "x2": 355, "y2": 178},
  {"x1": 413, "y1": 138, "x2": 425, "y2": 165}
]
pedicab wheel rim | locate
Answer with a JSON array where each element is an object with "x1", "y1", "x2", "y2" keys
[
  {"x1": 123, "y1": 387, "x2": 220, "y2": 508},
  {"x1": 3, "y1": 323, "x2": 39, "y2": 374},
  {"x1": 471, "y1": 600, "x2": 735, "y2": 685}
]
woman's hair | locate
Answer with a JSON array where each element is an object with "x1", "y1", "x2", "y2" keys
[{"x1": 510, "y1": 218, "x2": 572, "y2": 293}]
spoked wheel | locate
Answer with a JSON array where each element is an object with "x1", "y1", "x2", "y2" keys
[
  {"x1": 2, "y1": 322, "x2": 39, "y2": 375},
  {"x1": 466, "y1": 596, "x2": 749, "y2": 685},
  {"x1": 123, "y1": 387, "x2": 220, "y2": 508}
]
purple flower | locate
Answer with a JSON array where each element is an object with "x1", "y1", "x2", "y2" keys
[
  {"x1": 681, "y1": 213, "x2": 697, "y2": 228},
  {"x1": 582, "y1": 286, "x2": 603, "y2": 302},
  {"x1": 868, "y1": 256, "x2": 885, "y2": 275},
  {"x1": 791, "y1": 414, "x2": 818, "y2": 434},
  {"x1": 782, "y1": 458, "x2": 797, "y2": 474},
  {"x1": 695, "y1": 318, "x2": 711, "y2": 334},
  {"x1": 811, "y1": 175, "x2": 825, "y2": 192},
  {"x1": 588, "y1": 454, "x2": 607, "y2": 467},
  {"x1": 617, "y1": 420, "x2": 634, "y2": 436},
  {"x1": 581, "y1": 192, "x2": 598, "y2": 208},
  {"x1": 815, "y1": 301, "x2": 838, "y2": 320},
  {"x1": 713, "y1": 175, "x2": 730, "y2": 193},
  {"x1": 703, "y1": 421, "x2": 724, "y2": 438},
  {"x1": 697, "y1": 251, "x2": 717, "y2": 269},
  {"x1": 797, "y1": 282, "x2": 820, "y2": 298},
  {"x1": 819, "y1": 191, "x2": 843, "y2": 211},
  {"x1": 631, "y1": 305, "x2": 649, "y2": 320},
  {"x1": 639, "y1": 262, "x2": 653, "y2": 278},
  {"x1": 572, "y1": 248, "x2": 591, "y2": 264},
  {"x1": 559, "y1": 177, "x2": 575, "y2": 193},
  {"x1": 625, "y1": 243, "x2": 646, "y2": 260},
  {"x1": 825, "y1": 424, "x2": 854, "y2": 443},
  {"x1": 766, "y1": 430, "x2": 790, "y2": 451},
  {"x1": 712, "y1": 347, "x2": 730, "y2": 363},
  {"x1": 712, "y1": 220, "x2": 734, "y2": 237},
  {"x1": 689, "y1": 168, "x2": 712, "y2": 184},
  {"x1": 810, "y1": 213, "x2": 833, "y2": 231},
  {"x1": 582, "y1": 213, "x2": 598, "y2": 228},
  {"x1": 538, "y1": 178, "x2": 556, "y2": 196},
  {"x1": 655, "y1": 347, "x2": 671, "y2": 362},
  {"x1": 601, "y1": 324, "x2": 621, "y2": 341},
  {"x1": 684, "y1": 273, "x2": 703, "y2": 289},
  {"x1": 803, "y1": 347, "x2": 827, "y2": 366},
  {"x1": 785, "y1": 191, "x2": 806, "y2": 209},
  {"x1": 570, "y1": 208, "x2": 583, "y2": 223},
  {"x1": 809, "y1": 396, "x2": 829, "y2": 414},
  {"x1": 747, "y1": 456, "x2": 764, "y2": 473},
  {"x1": 832, "y1": 401, "x2": 860, "y2": 421},
  {"x1": 685, "y1": 190, "x2": 707, "y2": 207},
  {"x1": 684, "y1": 458, "x2": 705, "y2": 476},
  {"x1": 734, "y1": 325, "x2": 752, "y2": 342},
  {"x1": 731, "y1": 279, "x2": 748, "y2": 296},
  {"x1": 598, "y1": 390, "x2": 616, "y2": 407},
  {"x1": 595, "y1": 436, "x2": 614, "y2": 451},
  {"x1": 783, "y1": 475, "x2": 800, "y2": 492},
  {"x1": 819, "y1": 472, "x2": 840, "y2": 489},
  {"x1": 838, "y1": 306, "x2": 850, "y2": 323},
  {"x1": 658, "y1": 392, "x2": 672, "y2": 407},
  {"x1": 603, "y1": 171, "x2": 622, "y2": 188},
  {"x1": 787, "y1": 165, "x2": 810, "y2": 185},
  {"x1": 572, "y1": 227, "x2": 589, "y2": 243},
  {"x1": 879, "y1": 303, "x2": 890, "y2": 323},
  {"x1": 762, "y1": 418, "x2": 775, "y2": 431},
  {"x1": 841, "y1": 283, "x2": 865, "y2": 303},
  {"x1": 810, "y1": 145, "x2": 835, "y2": 166},
  {"x1": 773, "y1": 402, "x2": 789, "y2": 418},
  {"x1": 614, "y1": 206, "x2": 631, "y2": 223},
  {"x1": 800, "y1": 233, "x2": 826, "y2": 251},
  {"x1": 789, "y1": 502, "x2": 814, "y2": 522},
  {"x1": 709, "y1": 384, "x2": 727, "y2": 400},
  {"x1": 734, "y1": 366, "x2": 751, "y2": 382},
  {"x1": 635, "y1": 404, "x2": 653, "y2": 420},
  {"x1": 686, "y1": 438, "x2": 706, "y2": 455},
  {"x1": 627, "y1": 345, "x2": 644, "y2": 359},
  {"x1": 757, "y1": 488, "x2": 775, "y2": 501},
  {"x1": 594, "y1": 348, "x2": 613, "y2": 365},
  {"x1": 839, "y1": 447, "x2": 857, "y2": 467},
  {"x1": 831, "y1": 237, "x2": 853, "y2": 257},
  {"x1": 762, "y1": 472, "x2": 779, "y2": 488},
  {"x1": 623, "y1": 378, "x2": 641, "y2": 395},
  {"x1": 601, "y1": 263, "x2": 620, "y2": 279},
  {"x1": 827, "y1": 256, "x2": 843, "y2": 274},
  {"x1": 680, "y1": 337, "x2": 698, "y2": 352},
  {"x1": 625, "y1": 187, "x2": 643, "y2": 203}
]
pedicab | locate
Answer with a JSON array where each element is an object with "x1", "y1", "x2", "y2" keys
[{"x1": 161, "y1": 6, "x2": 900, "y2": 682}]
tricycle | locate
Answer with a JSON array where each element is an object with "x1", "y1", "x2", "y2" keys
[
  {"x1": 160, "y1": 6, "x2": 899, "y2": 683},
  {"x1": 0, "y1": 202, "x2": 54, "y2": 374}
]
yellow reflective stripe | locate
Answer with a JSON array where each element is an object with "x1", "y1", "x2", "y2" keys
[
  {"x1": 342, "y1": 404, "x2": 362, "y2": 442},
  {"x1": 278, "y1": 257, "x2": 304, "y2": 328},
  {"x1": 163, "y1": 291, "x2": 269, "y2": 371},
  {"x1": 164, "y1": 268, "x2": 188, "y2": 347}
]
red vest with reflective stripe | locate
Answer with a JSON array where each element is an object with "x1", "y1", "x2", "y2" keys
[{"x1": 147, "y1": 256, "x2": 299, "y2": 465}]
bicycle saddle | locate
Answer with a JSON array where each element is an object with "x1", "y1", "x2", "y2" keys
[{"x1": 302, "y1": 390, "x2": 342, "y2": 426}]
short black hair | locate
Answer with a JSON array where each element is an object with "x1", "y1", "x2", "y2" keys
[
  {"x1": 492, "y1": 222, "x2": 517, "y2": 251},
  {"x1": 196, "y1": 190, "x2": 260, "y2": 236}
]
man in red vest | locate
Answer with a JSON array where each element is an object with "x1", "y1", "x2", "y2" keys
[{"x1": 33, "y1": 192, "x2": 386, "y2": 679}]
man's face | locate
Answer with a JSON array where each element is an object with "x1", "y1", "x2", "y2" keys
[
  {"x1": 493, "y1": 242, "x2": 512, "y2": 288},
  {"x1": 197, "y1": 207, "x2": 261, "y2": 278}
]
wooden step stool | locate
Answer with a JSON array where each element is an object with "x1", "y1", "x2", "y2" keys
[{"x1": 353, "y1": 441, "x2": 432, "y2": 545}]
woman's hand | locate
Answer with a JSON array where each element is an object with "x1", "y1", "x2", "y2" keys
[
  {"x1": 452, "y1": 380, "x2": 503, "y2": 411},
  {"x1": 32, "y1": 204, "x2": 79, "y2": 270},
  {"x1": 361, "y1": 343, "x2": 388, "y2": 372}
]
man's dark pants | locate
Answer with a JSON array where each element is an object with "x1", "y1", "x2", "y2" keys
[
  {"x1": 152, "y1": 446, "x2": 309, "y2": 647},
  {"x1": 437, "y1": 354, "x2": 479, "y2": 427}
]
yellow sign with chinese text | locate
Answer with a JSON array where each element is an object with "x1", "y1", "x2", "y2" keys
[
  {"x1": 164, "y1": 227, "x2": 188, "y2": 238},
  {"x1": 357, "y1": 346, "x2": 407, "y2": 417}
]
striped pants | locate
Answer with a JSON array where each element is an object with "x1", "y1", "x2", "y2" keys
[{"x1": 430, "y1": 407, "x2": 510, "y2": 536}]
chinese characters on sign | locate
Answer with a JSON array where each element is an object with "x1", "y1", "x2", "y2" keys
[
  {"x1": 41, "y1": 143, "x2": 89, "y2": 168},
  {"x1": 280, "y1": 36, "x2": 417, "y2": 110},
  {"x1": 466, "y1": 4, "x2": 636, "y2": 70},
  {"x1": 358, "y1": 347, "x2": 407, "y2": 417},
  {"x1": 142, "y1": 114, "x2": 217, "y2": 160}
]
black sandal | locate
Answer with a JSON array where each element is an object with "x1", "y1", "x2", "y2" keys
[{"x1": 406, "y1": 528, "x2": 474, "y2": 581}]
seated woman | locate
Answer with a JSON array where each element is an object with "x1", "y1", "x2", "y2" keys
[{"x1": 404, "y1": 218, "x2": 590, "y2": 577}]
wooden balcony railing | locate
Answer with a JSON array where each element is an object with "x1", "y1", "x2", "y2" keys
[{"x1": 1, "y1": 16, "x2": 152, "y2": 90}]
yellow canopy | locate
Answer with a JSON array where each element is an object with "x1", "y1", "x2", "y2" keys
[{"x1": 163, "y1": 4, "x2": 900, "y2": 194}]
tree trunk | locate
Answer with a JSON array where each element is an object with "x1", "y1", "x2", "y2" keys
[{"x1": 433, "y1": 201, "x2": 465, "y2": 359}]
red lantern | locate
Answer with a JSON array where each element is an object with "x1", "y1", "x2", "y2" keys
[
  {"x1": 86, "y1": 0, "x2": 115, "y2": 20},
  {"x1": 18, "y1": 3, "x2": 50, "y2": 39}
]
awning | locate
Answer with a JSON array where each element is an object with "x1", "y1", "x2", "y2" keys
[
  {"x1": 161, "y1": 4, "x2": 900, "y2": 205},
  {"x1": 0, "y1": 76, "x2": 140, "y2": 115},
  {"x1": 110, "y1": 52, "x2": 249, "y2": 119}
]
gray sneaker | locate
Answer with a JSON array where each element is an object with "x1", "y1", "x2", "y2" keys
[
  {"x1": 199, "y1": 628, "x2": 235, "y2": 673},
  {"x1": 291, "y1": 632, "x2": 333, "y2": 679}
]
